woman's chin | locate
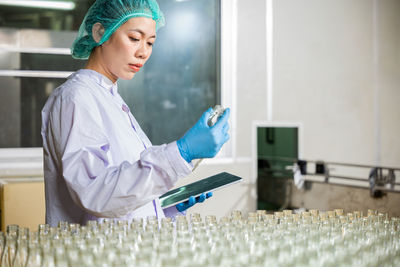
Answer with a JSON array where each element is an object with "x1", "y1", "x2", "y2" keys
[{"x1": 119, "y1": 72, "x2": 136, "y2": 80}]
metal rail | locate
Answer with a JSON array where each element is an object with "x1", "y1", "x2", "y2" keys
[
  {"x1": 258, "y1": 156, "x2": 400, "y2": 195},
  {"x1": 259, "y1": 155, "x2": 400, "y2": 171}
]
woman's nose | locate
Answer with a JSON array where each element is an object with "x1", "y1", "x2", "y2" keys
[{"x1": 136, "y1": 43, "x2": 150, "y2": 59}]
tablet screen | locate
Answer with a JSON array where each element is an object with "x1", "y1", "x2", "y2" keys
[{"x1": 159, "y1": 172, "x2": 243, "y2": 208}]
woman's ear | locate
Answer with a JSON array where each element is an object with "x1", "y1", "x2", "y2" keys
[{"x1": 92, "y1": 22, "x2": 105, "y2": 43}]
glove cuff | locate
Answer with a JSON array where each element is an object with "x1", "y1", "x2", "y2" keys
[{"x1": 176, "y1": 138, "x2": 192, "y2": 163}]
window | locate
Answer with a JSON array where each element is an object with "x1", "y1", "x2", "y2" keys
[
  {"x1": 119, "y1": 0, "x2": 221, "y2": 145},
  {"x1": 0, "y1": 0, "x2": 221, "y2": 147},
  {"x1": 0, "y1": 0, "x2": 94, "y2": 31}
]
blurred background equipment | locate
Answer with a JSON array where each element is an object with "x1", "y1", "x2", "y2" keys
[{"x1": 257, "y1": 125, "x2": 400, "y2": 212}]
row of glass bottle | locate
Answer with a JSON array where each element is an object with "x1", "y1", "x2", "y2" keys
[{"x1": 1, "y1": 209, "x2": 399, "y2": 267}]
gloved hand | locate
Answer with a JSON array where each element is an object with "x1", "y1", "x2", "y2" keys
[
  {"x1": 177, "y1": 108, "x2": 230, "y2": 163},
  {"x1": 176, "y1": 192, "x2": 213, "y2": 212}
]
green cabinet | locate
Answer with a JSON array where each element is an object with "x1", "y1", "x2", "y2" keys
[{"x1": 257, "y1": 127, "x2": 298, "y2": 210}]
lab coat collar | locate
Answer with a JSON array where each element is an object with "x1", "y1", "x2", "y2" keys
[{"x1": 76, "y1": 69, "x2": 118, "y2": 96}]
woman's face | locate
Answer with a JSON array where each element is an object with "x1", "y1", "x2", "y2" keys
[{"x1": 99, "y1": 17, "x2": 156, "y2": 82}]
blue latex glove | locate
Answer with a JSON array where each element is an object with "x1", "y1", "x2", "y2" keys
[
  {"x1": 177, "y1": 108, "x2": 230, "y2": 163},
  {"x1": 176, "y1": 192, "x2": 213, "y2": 212}
]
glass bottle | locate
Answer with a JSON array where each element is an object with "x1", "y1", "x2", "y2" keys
[
  {"x1": 53, "y1": 243, "x2": 68, "y2": 267},
  {"x1": 24, "y1": 244, "x2": 42, "y2": 267},
  {"x1": 0, "y1": 232, "x2": 4, "y2": 262},
  {"x1": 12, "y1": 238, "x2": 28, "y2": 267},
  {"x1": 1, "y1": 235, "x2": 17, "y2": 267},
  {"x1": 41, "y1": 242, "x2": 56, "y2": 267},
  {"x1": 13, "y1": 227, "x2": 30, "y2": 267}
]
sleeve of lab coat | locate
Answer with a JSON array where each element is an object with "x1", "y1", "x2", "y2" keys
[
  {"x1": 52, "y1": 97, "x2": 192, "y2": 218},
  {"x1": 163, "y1": 206, "x2": 186, "y2": 219}
]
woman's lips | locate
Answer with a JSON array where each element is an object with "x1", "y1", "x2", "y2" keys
[{"x1": 129, "y1": 64, "x2": 142, "y2": 72}]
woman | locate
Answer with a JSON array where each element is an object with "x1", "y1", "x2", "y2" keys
[{"x1": 41, "y1": 0, "x2": 230, "y2": 226}]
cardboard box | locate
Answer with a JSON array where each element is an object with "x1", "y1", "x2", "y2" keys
[{"x1": 0, "y1": 178, "x2": 45, "y2": 232}]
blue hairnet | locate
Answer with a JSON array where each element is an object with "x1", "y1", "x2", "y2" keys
[{"x1": 71, "y1": 0, "x2": 165, "y2": 59}]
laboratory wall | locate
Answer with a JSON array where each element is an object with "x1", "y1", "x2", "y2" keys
[
  {"x1": 189, "y1": 0, "x2": 400, "y2": 217},
  {"x1": 377, "y1": 0, "x2": 400, "y2": 167},
  {"x1": 274, "y1": 0, "x2": 400, "y2": 166},
  {"x1": 273, "y1": 0, "x2": 400, "y2": 215}
]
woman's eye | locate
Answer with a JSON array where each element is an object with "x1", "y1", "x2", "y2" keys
[
  {"x1": 129, "y1": 37, "x2": 139, "y2": 42},
  {"x1": 147, "y1": 42, "x2": 154, "y2": 47}
]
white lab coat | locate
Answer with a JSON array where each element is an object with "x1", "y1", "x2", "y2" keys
[{"x1": 41, "y1": 69, "x2": 192, "y2": 226}]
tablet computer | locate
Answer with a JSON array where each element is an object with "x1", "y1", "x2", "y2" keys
[{"x1": 159, "y1": 172, "x2": 243, "y2": 208}]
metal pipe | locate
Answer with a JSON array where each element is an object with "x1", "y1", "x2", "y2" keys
[{"x1": 258, "y1": 156, "x2": 400, "y2": 171}]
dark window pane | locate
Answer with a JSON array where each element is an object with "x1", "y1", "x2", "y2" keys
[
  {"x1": 0, "y1": 0, "x2": 96, "y2": 31},
  {"x1": 20, "y1": 54, "x2": 86, "y2": 71},
  {"x1": 20, "y1": 77, "x2": 65, "y2": 147},
  {"x1": 0, "y1": 77, "x2": 65, "y2": 148},
  {"x1": 118, "y1": 0, "x2": 221, "y2": 145}
]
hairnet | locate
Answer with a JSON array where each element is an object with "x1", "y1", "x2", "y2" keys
[{"x1": 71, "y1": 0, "x2": 165, "y2": 59}]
